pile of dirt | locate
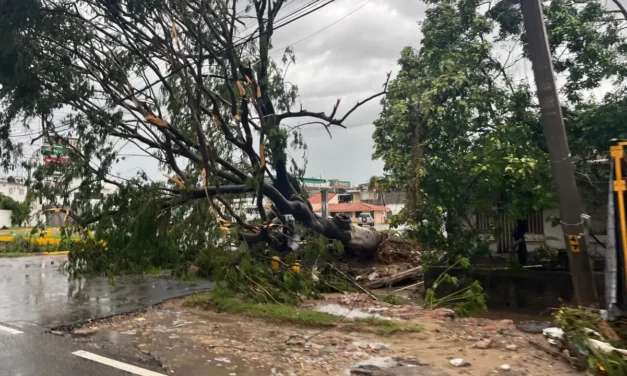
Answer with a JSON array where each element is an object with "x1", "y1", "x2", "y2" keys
[{"x1": 335, "y1": 235, "x2": 423, "y2": 290}]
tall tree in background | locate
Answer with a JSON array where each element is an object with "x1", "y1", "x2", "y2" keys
[
  {"x1": 0, "y1": 0, "x2": 389, "y2": 269},
  {"x1": 367, "y1": 175, "x2": 388, "y2": 207},
  {"x1": 373, "y1": 0, "x2": 627, "y2": 257}
]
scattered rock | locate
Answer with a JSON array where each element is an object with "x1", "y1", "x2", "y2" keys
[
  {"x1": 350, "y1": 357, "x2": 449, "y2": 376},
  {"x1": 285, "y1": 336, "x2": 305, "y2": 346},
  {"x1": 500, "y1": 319, "x2": 515, "y2": 327},
  {"x1": 393, "y1": 357, "x2": 424, "y2": 366},
  {"x1": 352, "y1": 351, "x2": 370, "y2": 359},
  {"x1": 355, "y1": 342, "x2": 370, "y2": 349},
  {"x1": 321, "y1": 346, "x2": 337, "y2": 356},
  {"x1": 516, "y1": 320, "x2": 551, "y2": 334},
  {"x1": 310, "y1": 343, "x2": 325, "y2": 350},
  {"x1": 500, "y1": 363, "x2": 511, "y2": 371},
  {"x1": 72, "y1": 327, "x2": 98, "y2": 337},
  {"x1": 449, "y1": 358, "x2": 470, "y2": 367},
  {"x1": 506, "y1": 344, "x2": 518, "y2": 351},
  {"x1": 50, "y1": 330, "x2": 64, "y2": 336},
  {"x1": 214, "y1": 357, "x2": 231, "y2": 363},
  {"x1": 432, "y1": 308, "x2": 456, "y2": 320},
  {"x1": 137, "y1": 343, "x2": 150, "y2": 355},
  {"x1": 368, "y1": 343, "x2": 388, "y2": 351},
  {"x1": 474, "y1": 339, "x2": 492, "y2": 349}
]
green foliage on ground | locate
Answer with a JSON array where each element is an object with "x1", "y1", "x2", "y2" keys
[
  {"x1": 193, "y1": 231, "x2": 350, "y2": 304},
  {"x1": 373, "y1": 0, "x2": 627, "y2": 260},
  {"x1": 554, "y1": 307, "x2": 627, "y2": 375},
  {"x1": 382, "y1": 294, "x2": 402, "y2": 305},
  {"x1": 183, "y1": 290, "x2": 423, "y2": 335},
  {"x1": 64, "y1": 184, "x2": 224, "y2": 276},
  {"x1": 424, "y1": 257, "x2": 487, "y2": 317}
]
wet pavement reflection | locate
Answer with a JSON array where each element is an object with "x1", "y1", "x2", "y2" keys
[{"x1": 0, "y1": 255, "x2": 213, "y2": 328}]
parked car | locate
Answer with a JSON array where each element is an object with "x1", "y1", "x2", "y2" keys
[{"x1": 357, "y1": 213, "x2": 374, "y2": 227}]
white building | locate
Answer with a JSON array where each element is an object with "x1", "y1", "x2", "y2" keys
[
  {"x1": 0, "y1": 179, "x2": 36, "y2": 227},
  {"x1": 0, "y1": 180, "x2": 28, "y2": 202}
]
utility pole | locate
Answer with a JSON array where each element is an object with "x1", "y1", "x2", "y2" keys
[
  {"x1": 521, "y1": 0, "x2": 597, "y2": 305},
  {"x1": 321, "y1": 188, "x2": 329, "y2": 219}
]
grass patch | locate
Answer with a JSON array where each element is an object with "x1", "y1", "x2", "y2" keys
[
  {"x1": 184, "y1": 292, "x2": 339, "y2": 326},
  {"x1": 353, "y1": 317, "x2": 424, "y2": 335},
  {"x1": 0, "y1": 252, "x2": 35, "y2": 258},
  {"x1": 183, "y1": 292, "x2": 423, "y2": 335}
]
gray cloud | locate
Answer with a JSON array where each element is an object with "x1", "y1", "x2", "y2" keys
[{"x1": 271, "y1": 0, "x2": 425, "y2": 185}]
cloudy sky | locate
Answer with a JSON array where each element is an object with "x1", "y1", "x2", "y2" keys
[{"x1": 269, "y1": 0, "x2": 427, "y2": 185}]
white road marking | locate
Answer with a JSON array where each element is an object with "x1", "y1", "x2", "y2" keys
[
  {"x1": 72, "y1": 350, "x2": 166, "y2": 376},
  {"x1": 0, "y1": 324, "x2": 23, "y2": 335}
]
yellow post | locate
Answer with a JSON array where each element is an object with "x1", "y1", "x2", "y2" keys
[{"x1": 612, "y1": 143, "x2": 627, "y2": 292}]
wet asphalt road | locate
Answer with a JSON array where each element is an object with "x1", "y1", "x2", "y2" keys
[
  {"x1": 0, "y1": 323, "x2": 158, "y2": 375},
  {"x1": 0, "y1": 255, "x2": 214, "y2": 375},
  {"x1": 0, "y1": 255, "x2": 213, "y2": 329}
]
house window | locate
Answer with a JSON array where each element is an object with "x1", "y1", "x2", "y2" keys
[
  {"x1": 8, "y1": 188, "x2": 14, "y2": 195},
  {"x1": 18, "y1": 189, "x2": 24, "y2": 195}
]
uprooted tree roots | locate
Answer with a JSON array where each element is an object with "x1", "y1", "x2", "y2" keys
[{"x1": 376, "y1": 235, "x2": 422, "y2": 265}]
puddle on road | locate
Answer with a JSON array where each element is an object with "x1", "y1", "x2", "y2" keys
[{"x1": 92, "y1": 308, "x2": 277, "y2": 376}]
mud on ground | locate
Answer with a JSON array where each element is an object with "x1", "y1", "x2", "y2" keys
[{"x1": 62, "y1": 295, "x2": 581, "y2": 376}]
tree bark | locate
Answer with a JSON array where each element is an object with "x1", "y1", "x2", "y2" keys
[{"x1": 346, "y1": 223, "x2": 383, "y2": 257}]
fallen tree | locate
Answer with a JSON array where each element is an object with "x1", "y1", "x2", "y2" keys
[{"x1": 0, "y1": 0, "x2": 389, "y2": 257}]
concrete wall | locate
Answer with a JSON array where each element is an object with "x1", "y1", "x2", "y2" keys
[
  {"x1": 373, "y1": 210, "x2": 388, "y2": 224},
  {"x1": 0, "y1": 210, "x2": 12, "y2": 228},
  {"x1": 425, "y1": 267, "x2": 606, "y2": 310}
]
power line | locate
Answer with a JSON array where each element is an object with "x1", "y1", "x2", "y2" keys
[
  {"x1": 105, "y1": 0, "x2": 337, "y2": 107},
  {"x1": 271, "y1": 0, "x2": 372, "y2": 54},
  {"x1": 237, "y1": 0, "x2": 309, "y2": 34}
]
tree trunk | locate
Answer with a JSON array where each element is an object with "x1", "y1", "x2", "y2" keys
[
  {"x1": 346, "y1": 223, "x2": 383, "y2": 257},
  {"x1": 513, "y1": 218, "x2": 528, "y2": 266}
]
